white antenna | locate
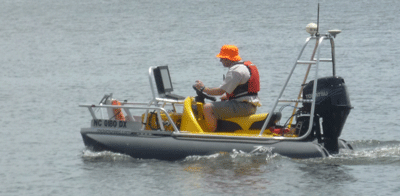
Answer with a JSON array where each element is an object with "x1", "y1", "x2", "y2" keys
[{"x1": 328, "y1": 30, "x2": 341, "y2": 38}]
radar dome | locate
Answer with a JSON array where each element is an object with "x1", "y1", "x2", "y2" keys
[{"x1": 306, "y1": 23, "x2": 318, "y2": 35}]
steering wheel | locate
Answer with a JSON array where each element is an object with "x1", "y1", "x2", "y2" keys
[{"x1": 192, "y1": 85, "x2": 216, "y2": 103}]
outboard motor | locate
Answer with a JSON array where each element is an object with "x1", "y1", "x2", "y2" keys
[{"x1": 296, "y1": 76, "x2": 352, "y2": 153}]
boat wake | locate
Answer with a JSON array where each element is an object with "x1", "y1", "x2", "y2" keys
[
  {"x1": 80, "y1": 140, "x2": 400, "y2": 165},
  {"x1": 182, "y1": 148, "x2": 280, "y2": 163},
  {"x1": 81, "y1": 149, "x2": 134, "y2": 162},
  {"x1": 298, "y1": 140, "x2": 400, "y2": 165}
]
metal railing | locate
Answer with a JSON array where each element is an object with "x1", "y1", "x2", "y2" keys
[{"x1": 79, "y1": 103, "x2": 181, "y2": 133}]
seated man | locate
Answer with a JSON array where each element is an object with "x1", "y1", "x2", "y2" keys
[{"x1": 194, "y1": 45, "x2": 261, "y2": 132}]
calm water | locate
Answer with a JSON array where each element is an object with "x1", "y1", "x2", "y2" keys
[{"x1": 1, "y1": 0, "x2": 400, "y2": 195}]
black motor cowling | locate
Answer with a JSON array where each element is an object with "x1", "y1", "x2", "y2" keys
[{"x1": 297, "y1": 76, "x2": 352, "y2": 153}]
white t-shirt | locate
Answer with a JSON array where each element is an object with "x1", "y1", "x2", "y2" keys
[{"x1": 219, "y1": 64, "x2": 261, "y2": 106}]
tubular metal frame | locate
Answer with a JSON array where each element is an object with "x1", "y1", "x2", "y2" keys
[
  {"x1": 258, "y1": 33, "x2": 337, "y2": 141},
  {"x1": 80, "y1": 104, "x2": 181, "y2": 133}
]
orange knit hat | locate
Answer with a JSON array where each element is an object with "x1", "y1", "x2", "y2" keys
[{"x1": 216, "y1": 45, "x2": 241, "y2": 61}]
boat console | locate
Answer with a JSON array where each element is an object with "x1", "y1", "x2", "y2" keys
[{"x1": 151, "y1": 65, "x2": 185, "y2": 101}]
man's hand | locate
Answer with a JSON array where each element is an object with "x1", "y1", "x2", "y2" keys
[
  {"x1": 220, "y1": 94, "x2": 227, "y2": 101},
  {"x1": 194, "y1": 80, "x2": 205, "y2": 91}
]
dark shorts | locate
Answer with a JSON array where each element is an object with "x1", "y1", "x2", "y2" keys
[{"x1": 211, "y1": 100, "x2": 257, "y2": 119}]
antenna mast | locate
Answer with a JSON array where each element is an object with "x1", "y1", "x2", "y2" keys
[{"x1": 316, "y1": 3, "x2": 320, "y2": 36}]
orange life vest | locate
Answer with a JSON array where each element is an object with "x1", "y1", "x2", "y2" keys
[
  {"x1": 111, "y1": 100, "x2": 126, "y2": 121},
  {"x1": 226, "y1": 61, "x2": 260, "y2": 100}
]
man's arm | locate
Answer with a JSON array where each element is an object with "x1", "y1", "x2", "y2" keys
[
  {"x1": 195, "y1": 80, "x2": 226, "y2": 96},
  {"x1": 203, "y1": 87, "x2": 225, "y2": 96}
]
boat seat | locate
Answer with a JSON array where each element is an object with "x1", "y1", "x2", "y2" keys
[{"x1": 215, "y1": 112, "x2": 281, "y2": 133}]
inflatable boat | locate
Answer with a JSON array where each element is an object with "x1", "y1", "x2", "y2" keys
[{"x1": 79, "y1": 24, "x2": 353, "y2": 161}]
